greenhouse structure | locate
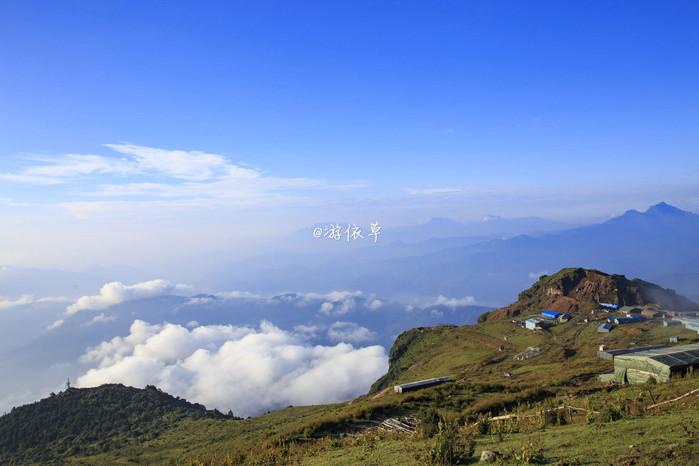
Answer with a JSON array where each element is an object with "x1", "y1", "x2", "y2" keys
[{"x1": 600, "y1": 343, "x2": 699, "y2": 384}]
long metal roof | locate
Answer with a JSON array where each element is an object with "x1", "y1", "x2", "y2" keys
[
  {"x1": 600, "y1": 345, "x2": 668, "y2": 357},
  {"x1": 616, "y1": 343, "x2": 699, "y2": 368},
  {"x1": 394, "y1": 376, "x2": 450, "y2": 392}
]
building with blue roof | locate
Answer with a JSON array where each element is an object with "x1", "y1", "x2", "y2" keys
[{"x1": 541, "y1": 310, "x2": 561, "y2": 319}]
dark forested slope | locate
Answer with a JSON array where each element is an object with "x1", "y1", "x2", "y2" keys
[{"x1": 0, "y1": 383, "x2": 233, "y2": 464}]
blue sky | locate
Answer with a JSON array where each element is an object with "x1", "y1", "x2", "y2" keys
[{"x1": 1, "y1": 0, "x2": 698, "y2": 269}]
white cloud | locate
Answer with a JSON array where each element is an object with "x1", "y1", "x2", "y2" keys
[
  {"x1": 319, "y1": 300, "x2": 357, "y2": 315},
  {"x1": 87, "y1": 313, "x2": 116, "y2": 325},
  {"x1": 368, "y1": 299, "x2": 383, "y2": 310},
  {"x1": 47, "y1": 319, "x2": 64, "y2": 330},
  {"x1": 25, "y1": 155, "x2": 135, "y2": 178},
  {"x1": 0, "y1": 154, "x2": 135, "y2": 185},
  {"x1": 293, "y1": 324, "x2": 322, "y2": 339},
  {"x1": 4, "y1": 148, "x2": 228, "y2": 185},
  {"x1": 319, "y1": 302, "x2": 335, "y2": 314},
  {"x1": 180, "y1": 291, "x2": 263, "y2": 309},
  {"x1": 179, "y1": 290, "x2": 382, "y2": 318},
  {"x1": 76, "y1": 320, "x2": 387, "y2": 417},
  {"x1": 2, "y1": 145, "x2": 330, "y2": 209},
  {"x1": 433, "y1": 295, "x2": 476, "y2": 308},
  {"x1": 0, "y1": 295, "x2": 35, "y2": 311},
  {"x1": 104, "y1": 144, "x2": 234, "y2": 181},
  {"x1": 0, "y1": 295, "x2": 69, "y2": 311},
  {"x1": 66, "y1": 279, "x2": 191, "y2": 315},
  {"x1": 320, "y1": 291, "x2": 363, "y2": 302},
  {"x1": 182, "y1": 297, "x2": 215, "y2": 306},
  {"x1": 68, "y1": 145, "x2": 330, "y2": 216},
  {"x1": 311, "y1": 290, "x2": 363, "y2": 316},
  {"x1": 327, "y1": 321, "x2": 376, "y2": 344},
  {"x1": 215, "y1": 291, "x2": 264, "y2": 300}
]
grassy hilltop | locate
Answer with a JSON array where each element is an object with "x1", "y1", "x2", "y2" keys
[{"x1": 2, "y1": 268, "x2": 699, "y2": 465}]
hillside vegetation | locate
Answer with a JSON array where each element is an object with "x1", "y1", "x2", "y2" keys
[{"x1": 0, "y1": 384, "x2": 232, "y2": 464}]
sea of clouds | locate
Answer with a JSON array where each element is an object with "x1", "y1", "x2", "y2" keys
[
  {"x1": 76, "y1": 320, "x2": 387, "y2": 417},
  {"x1": 0, "y1": 274, "x2": 482, "y2": 416}
]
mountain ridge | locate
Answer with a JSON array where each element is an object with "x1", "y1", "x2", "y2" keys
[
  {"x1": 485, "y1": 267, "x2": 699, "y2": 320},
  {"x1": 349, "y1": 202, "x2": 699, "y2": 304}
]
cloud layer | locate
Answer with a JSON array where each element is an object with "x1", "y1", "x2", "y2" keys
[
  {"x1": 1, "y1": 145, "x2": 332, "y2": 218},
  {"x1": 432, "y1": 295, "x2": 476, "y2": 308},
  {"x1": 66, "y1": 279, "x2": 190, "y2": 315},
  {"x1": 327, "y1": 321, "x2": 376, "y2": 343},
  {"x1": 0, "y1": 146, "x2": 250, "y2": 185},
  {"x1": 76, "y1": 320, "x2": 387, "y2": 417}
]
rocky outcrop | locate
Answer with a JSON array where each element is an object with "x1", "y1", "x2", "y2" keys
[{"x1": 485, "y1": 268, "x2": 698, "y2": 320}]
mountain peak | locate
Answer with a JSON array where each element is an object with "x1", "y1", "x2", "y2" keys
[
  {"x1": 485, "y1": 267, "x2": 698, "y2": 320},
  {"x1": 645, "y1": 202, "x2": 687, "y2": 216},
  {"x1": 611, "y1": 202, "x2": 694, "y2": 223}
]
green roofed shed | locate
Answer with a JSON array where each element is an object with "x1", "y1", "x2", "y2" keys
[{"x1": 611, "y1": 343, "x2": 699, "y2": 384}]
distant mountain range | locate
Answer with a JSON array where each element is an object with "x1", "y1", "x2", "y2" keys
[
  {"x1": 202, "y1": 213, "x2": 571, "y2": 293},
  {"x1": 390, "y1": 215, "x2": 571, "y2": 242},
  {"x1": 6, "y1": 202, "x2": 695, "y2": 310},
  {"x1": 274, "y1": 214, "x2": 569, "y2": 257},
  {"x1": 349, "y1": 202, "x2": 699, "y2": 305},
  {"x1": 203, "y1": 203, "x2": 699, "y2": 306}
]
